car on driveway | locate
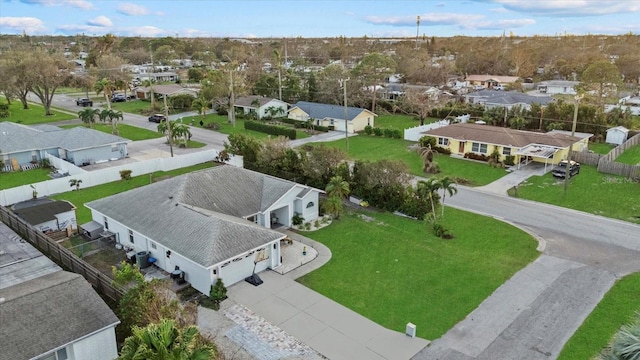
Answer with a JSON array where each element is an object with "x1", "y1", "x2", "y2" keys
[
  {"x1": 111, "y1": 93, "x2": 127, "y2": 102},
  {"x1": 76, "y1": 98, "x2": 93, "y2": 107},
  {"x1": 148, "y1": 114, "x2": 166, "y2": 123},
  {"x1": 552, "y1": 160, "x2": 580, "y2": 178}
]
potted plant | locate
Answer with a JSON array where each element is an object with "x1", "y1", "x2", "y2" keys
[{"x1": 302, "y1": 246, "x2": 307, "y2": 256}]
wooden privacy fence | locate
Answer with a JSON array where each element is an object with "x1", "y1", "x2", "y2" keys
[
  {"x1": 0, "y1": 206, "x2": 125, "y2": 302},
  {"x1": 596, "y1": 133, "x2": 640, "y2": 179}
]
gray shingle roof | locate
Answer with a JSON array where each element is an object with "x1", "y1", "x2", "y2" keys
[
  {"x1": 0, "y1": 122, "x2": 129, "y2": 155},
  {"x1": 0, "y1": 271, "x2": 120, "y2": 360},
  {"x1": 14, "y1": 200, "x2": 75, "y2": 225},
  {"x1": 467, "y1": 90, "x2": 553, "y2": 106},
  {"x1": 290, "y1": 101, "x2": 375, "y2": 121},
  {"x1": 86, "y1": 166, "x2": 300, "y2": 267},
  {"x1": 235, "y1": 95, "x2": 282, "y2": 108}
]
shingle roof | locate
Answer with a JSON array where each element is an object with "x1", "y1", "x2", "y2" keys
[
  {"x1": 466, "y1": 75, "x2": 520, "y2": 83},
  {"x1": 0, "y1": 122, "x2": 129, "y2": 155},
  {"x1": 235, "y1": 95, "x2": 284, "y2": 108},
  {"x1": 14, "y1": 200, "x2": 75, "y2": 225},
  {"x1": 290, "y1": 101, "x2": 376, "y2": 121},
  {"x1": 0, "y1": 271, "x2": 120, "y2": 359},
  {"x1": 467, "y1": 90, "x2": 553, "y2": 106},
  {"x1": 85, "y1": 166, "x2": 307, "y2": 267},
  {"x1": 424, "y1": 123, "x2": 578, "y2": 148}
]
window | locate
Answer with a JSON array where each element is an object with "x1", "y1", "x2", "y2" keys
[
  {"x1": 438, "y1": 138, "x2": 449, "y2": 146},
  {"x1": 330, "y1": 119, "x2": 334, "y2": 126},
  {"x1": 104, "y1": 216, "x2": 109, "y2": 230},
  {"x1": 471, "y1": 142, "x2": 488, "y2": 154},
  {"x1": 306, "y1": 201, "x2": 314, "y2": 208},
  {"x1": 367, "y1": 117, "x2": 371, "y2": 126},
  {"x1": 503, "y1": 147, "x2": 511, "y2": 156},
  {"x1": 128, "y1": 229, "x2": 134, "y2": 243}
]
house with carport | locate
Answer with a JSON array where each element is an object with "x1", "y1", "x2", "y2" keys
[
  {"x1": 422, "y1": 123, "x2": 592, "y2": 169},
  {"x1": 234, "y1": 95, "x2": 288, "y2": 119},
  {"x1": 0, "y1": 122, "x2": 129, "y2": 170},
  {"x1": 288, "y1": 101, "x2": 376, "y2": 133},
  {"x1": 85, "y1": 165, "x2": 323, "y2": 294}
]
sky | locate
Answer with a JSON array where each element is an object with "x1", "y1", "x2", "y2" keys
[{"x1": 1, "y1": 0, "x2": 640, "y2": 38}]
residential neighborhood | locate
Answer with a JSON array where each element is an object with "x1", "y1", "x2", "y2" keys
[{"x1": 1, "y1": 2, "x2": 640, "y2": 359}]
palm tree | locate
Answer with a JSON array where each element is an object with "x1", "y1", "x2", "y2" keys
[
  {"x1": 118, "y1": 318, "x2": 215, "y2": 360},
  {"x1": 439, "y1": 177, "x2": 458, "y2": 217},
  {"x1": 98, "y1": 108, "x2": 111, "y2": 124},
  {"x1": 324, "y1": 195, "x2": 344, "y2": 220},
  {"x1": 191, "y1": 97, "x2": 209, "y2": 119},
  {"x1": 417, "y1": 178, "x2": 441, "y2": 222},
  {"x1": 325, "y1": 175, "x2": 350, "y2": 199},
  {"x1": 142, "y1": 79, "x2": 156, "y2": 110},
  {"x1": 599, "y1": 319, "x2": 640, "y2": 360},
  {"x1": 172, "y1": 123, "x2": 191, "y2": 147},
  {"x1": 69, "y1": 179, "x2": 82, "y2": 191},
  {"x1": 78, "y1": 107, "x2": 98, "y2": 128},
  {"x1": 109, "y1": 110, "x2": 124, "y2": 135},
  {"x1": 94, "y1": 78, "x2": 115, "y2": 110},
  {"x1": 419, "y1": 145, "x2": 440, "y2": 174}
]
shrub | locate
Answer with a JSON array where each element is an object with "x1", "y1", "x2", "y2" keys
[
  {"x1": 364, "y1": 125, "x2": 373, "y2": 135},
  {"x1": 209, "y1": 278, "x2": 227, "y2": 304},
  {"x1": 314, "y1": 219, "x2": 320, "y2": 228},
  {"x1": 419, "y1": 136, "x2": 437, "y2": 148},
  {"x1": 120, "y1": 169, "x2": 132, "y2": 180},
  {"x1": 214, "y1": 149, "x2": 230, "y2": 163},
  {"x1": 464, "y1": 152, "x2": 489, "y2": 162},
  {"x1": 303, "y1": 222, "x2": 312, "y2": 230},
  {"x1": 0, "y1": 103, "x2": 10, "y2": 118},
  {"x1": 373, "y1": 127, "x2": 383, "y2": 136},
  {"x1": 392, "y1": 129, "x2": 403, "y2": 139},
  {"x1": 383, "y1": 128, "x2": 394, "y2": 138},
  {"x1": 204, "y1": 122, "x2": 220, "y2": 130},
  {"x1": 292, "y1": 212, "x2": 304, "y2": 226},
  {"x1": 504, "y1": 155, "x2": 515, "y2": 166},
  {"x1": 433, "y1": 223, "x2": 453, "y2": 239},
  {"x1": 244, "y1": 120, "x2": 297, "y2": 139},
  {"x1": 433, "y1": 146, "x2": 451, "y2": 155}
]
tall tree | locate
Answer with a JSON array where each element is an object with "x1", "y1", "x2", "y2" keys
[
  {"x1": 95, "y1": 78, "x2": 116, "y2": 110},
  {"x1": 0, "y1": 50, "x2": 32, "y2": 109},
  {"x1": 353, "y1": 53, "x2": 396, "y2": 113},
  {"x1": 28, "y1": 50, "x2": 72, "y2": 116},
  {"x1": 326, "y1": 175, "x2": 350, "y2": 199},
  {"x1": 78, "y1": 107, "x2": 99, "y2": 128},
  {"x1": 580, "y1": 60, "x2": 622, "y2": 112},
  {"x1": 416, "y1": 178, "x2": 441, "y2": 223}
]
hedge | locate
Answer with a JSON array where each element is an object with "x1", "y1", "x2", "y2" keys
[{"x1": 244, "y1": 120, "x2": 297, "y2": 139}]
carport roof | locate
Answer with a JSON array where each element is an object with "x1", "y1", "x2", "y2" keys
[{"x1": 515, "y1": 144, "x2": 558, "y2": 158}]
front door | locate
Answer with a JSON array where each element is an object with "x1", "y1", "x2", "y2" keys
[{"x1": 458, "y1": 142, "x2": 465, "y2": 153}]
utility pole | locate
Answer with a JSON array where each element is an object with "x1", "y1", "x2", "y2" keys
[
  {"x1": 416, "y1": 16, "x2": 421, "y2": 50},
  {"x1": 564, "y1": 95, "x2": 582, "y2": 194},
  {"x1": 164, "y1": 94, "x2": 174, "y2": 157},
  {"x1": 342, "y1": 78, "x2": 349, "y2": 153}
]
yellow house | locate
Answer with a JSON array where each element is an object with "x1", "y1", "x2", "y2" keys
[
  {"x1": 423, "y1": 123, "x2": 592, "y2": 169},
  {"x1": 288, "y1": 101, "x2": 376, "y2": 133}
]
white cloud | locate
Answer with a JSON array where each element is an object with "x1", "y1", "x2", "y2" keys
[
  {"x1": 366, "y1": 13, "x2": 484, "y2": 27},
  {"x1": 468, "y1": 18, "x2": 536, "y2": 30},
  {"x1": 478, "y1": 0, "x2": 640, "y2": 16},
  {"x1": 126, "y1": 26, "x2": 166, "y2": 37},
  {"x1": 87, "y1": 15, "x2": 112, "y2": 27},
  {"x1": 56, "y1": 24, "x2": 105, "y2": 34},
  {"x1": 0, "y1": 16, "x2": 47, "y2": 33},
  {"x1": 19, "y1": 0, "x2": 94, "y2": 10},
  {"x1": 117, "y1": 3, "x2": 149, "y2": 16}
]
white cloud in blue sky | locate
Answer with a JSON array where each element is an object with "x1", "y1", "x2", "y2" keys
[{"x1": 1, "y1": 0, "x2": 639, "y2": 37}]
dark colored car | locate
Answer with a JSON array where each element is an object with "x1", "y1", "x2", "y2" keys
[
  {"x1": 76, "y1": 98, "x2": 93, "y2": 107},
  {"x1": 148, "y1": 114, "x2": 166, "y2": 123},
  {"x1": 552, "y1": 160, "x2": 580, "y2": 178},
  {"x1": 111, "y1": 93, "x2": 127, "y2": 102}
]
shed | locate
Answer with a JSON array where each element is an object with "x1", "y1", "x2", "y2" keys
[
  {"x1": 606, "y1": 126, "x2": 629, "y2": 145},
  {"x1": 81, "y1": 221, "x2": 104, "y2": 240}
]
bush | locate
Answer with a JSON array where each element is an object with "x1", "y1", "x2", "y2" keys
[
  {"x1": 464, "y1": 152, "x2": 489, "y2": 162},
  {"x1": 292, "y1": 212, "x2": 304, "y2": 226},
  {"x1": 504, "y1": 155, "x2": 515, "y2": 166},
  {"x1": 209, "y1": 278, "x2": 227, "y2": 303},
  {"x1": 419, "y1": 136, "x2": 437, "y2": 148},
  {"x1": 0, "y1": 103, "x2": 10, "y2": 118},
  {"x1": 204, "y1": 122, "x2": 220, "y2": 130},
  {"x1": 244, "y1": 120, "x2": 297, "y2": 139},
  {"x1": 373, "y1": 127, "x2": 383, "y2": 136},
  {"x1": 364, "y1": 125, "x2": 373, "y2": 135},
  {"x1": 214, "y1": 149, "x2": 230, "y2": 163},
  {"x1": 383, "y1": 128, "x2": 394, "y2": 138},
  {"x1": 120, "y1": 169, "x2": 132, "y2": 180},
  {"x1": 433, "y1": 223, "x2": 453, "y2": 239},
  {"x1": 433, "y1": 146, "x2": 451, "y2": 155}
]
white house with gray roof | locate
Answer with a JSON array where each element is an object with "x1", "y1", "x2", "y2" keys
[
  {"x1": 0, "y1": 222, "x2": 119, "y2": 360},
  {"x1": 0, "y1": 122, "x2": 129, "y2": 170},
  {"x1": 86, "y1": 165, "x2": 323, "y2": 293},
  {"x1": 234, "y1": 95, "x2": 288, "y2": 119},
  {"x1": 288, "y1": 101, "x2": 376, "y2": 133},
  {"x1": 465, "y1": 90, "x2": 553, "y2": 111}
]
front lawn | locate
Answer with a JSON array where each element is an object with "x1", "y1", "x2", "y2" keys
[
  {"x1": 614, "y1": 144, "x2": 640, "y2": 165},
  {"x1": 51, "y1": 162, "x2": 216, "y2": 224},
  {"x1": 0, "y1": 168, "x2": 51, "y2": 190},
  {"x1": 317, "y1": 135, "x2": 508, "y2": 186},
  {"x1": 183, "y1": 113, "x2": 310, "y2": 140},
  {"x1": 297, "y1": 208, "x2": 539, "y2": 340},
  {"x1": 374, "y1": 114, "x2": 438, "y2": 131},
  {"x1": 2, "y1": 100, "x2": 76, "y2": 124},
  {"x1": 61, "y1": 124, "x2": 163, "y2": 141},
  {"x1": 558, "y1": 272, "x2": 640, "y2": 360},
  {"x1": 511, "y1": 165, "x2": 640, "y2": 223},
  {"x1": 589, "y1": 142, "x2": 615, "y2": 155}
]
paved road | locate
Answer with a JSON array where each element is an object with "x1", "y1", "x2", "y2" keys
[{"x1": 414, "y1": 186, "x2": 640, "y2": 360}]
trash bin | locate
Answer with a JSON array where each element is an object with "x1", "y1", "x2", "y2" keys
[{"x1": 136, "y1": 251, "x2": 150, "y2": 269}]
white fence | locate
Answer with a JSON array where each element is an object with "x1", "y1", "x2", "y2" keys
[
  {"x1": 0, "y1": 150, "x2": 243, "y2": 206},
  {"x1": 404, "y1": 120, "x2": 450, "y2": 141}
]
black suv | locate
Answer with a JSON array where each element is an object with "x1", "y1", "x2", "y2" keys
[
  {"x1": 111, "y1": 93, "x2": 127, "y2": 102},
  {"x1": 148, "y1": 114, "x2": 166, "y2": 123},
  {"x1": 76, "y1": 98, "x2": 93, "y2": 107},
  {"x1": 552, "y1": 160, "x2": 580, "y2": 178}
]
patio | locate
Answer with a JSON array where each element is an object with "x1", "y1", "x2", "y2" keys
[{"x1": 273, "y1": 238, "x2": 318, "y2": 275}]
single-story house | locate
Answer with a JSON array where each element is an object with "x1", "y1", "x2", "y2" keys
[
  {"x1": 288, "y1": 101, "x2": 377, "y2": 133},
  {"x1": 0, "y1": 222, "x2": 120, "y2": 360},
  {"x1": 422, "y1": 123, "x2": 592, "y2": 168},
  {"x1": 12, "y1": 198, "x2": 77, "y2": 232},
  {"x1": 136, "y1": 71, "x2": 179, "y2": 83},
  {"x1": 134, "y1": 84, "x2": 198, "y2": 100},
  {"x1": 537, "y1": 80, "x2": 579, "y2": 95},
  {"x1": 465, "y1": 90, "x2": 553, "y2": 111},
  {"x1": 86, "y1": 165, "x2": 323, "y2": 294},
  {"x1": 465, "y1": 75, "x2": 520, "y2": 89},
  {"x1": 0, "y1": 122, "x2": 129, "y2": 170},
  {"x1": 606, "y1": 126, "x2": 629, "y2": 145},
  {"x1": 234, "y1": 95, "x2": 288, "y2": 119}
]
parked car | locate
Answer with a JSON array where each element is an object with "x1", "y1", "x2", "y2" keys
[
  {"x1": 76, "y1": 98, "x2": 93, "y2": 107},
  {"x1": 494, "y1": 85, "x2": 506, "y2": 91},
  {"x1": 148, "y1": 114, "x2": 166, "y2": 123},
  {"x1": 111, "y1": 93, "x2": 127, "y2": 102},
  {"x1": 127, "y1": 94, "x2": 137, "y2": 100},
  {"x1": 552, "y1": 160, "x2": 580, "y2": 178}
]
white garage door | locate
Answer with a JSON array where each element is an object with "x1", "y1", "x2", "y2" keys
[{"x1": 220, "y1": 256, "x2": 256, "y2": 285}]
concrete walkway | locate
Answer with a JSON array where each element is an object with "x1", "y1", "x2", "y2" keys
[{"x1": 474, "y1": 162, "x2": 551, "y2": 195}]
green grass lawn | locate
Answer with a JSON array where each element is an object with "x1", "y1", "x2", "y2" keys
[
  {"x1": 109, "y1": 99, "x2": 198, "y2": 117},
  {"x1": 615, "y1": 144, "x2": 640, "y2": 165},
  {"x1": 375, "y1": 114, "x2": 429, "y2": 130},
  {"x1": 51, "y1": 162, "x2": 216, "y2": 224},
  {"x1": 511, "y1": 165, "x2": 640, "y2": 223},
  {"x1": 183, "y1": 113, "x2": 310, "y2": 140},
  {"x1": 60, "y1": 123, "x2": 163, "y2": 141},
  {"x1": 589, "y1": 142, "x2": 615, "y2": 155},
  {"x1": 55, "y1": 87, "x2": 85, "y2": 94},
  {"x1": 297, "y1": 208, "x2": 539, "y2": 340},
  {"x1": 0, "y1": 168, "x2": 51, "y2": 190},
  {"x1": 2, "y1": 100, "x2": 76, "y2": 124},
  {"x1": 317, "y1": 135, "x2": 508, "y2": 186},
  {"x1": 558, "y1": 272, "x2": 640, "y2": 360}
]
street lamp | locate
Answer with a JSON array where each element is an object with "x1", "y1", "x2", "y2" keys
[
  {"x1": 415, "y1": 16, "x2": 421, "y2": 50},
  {"x1": 564, "y1": 94, "x2": 584, "y2": 194}
]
